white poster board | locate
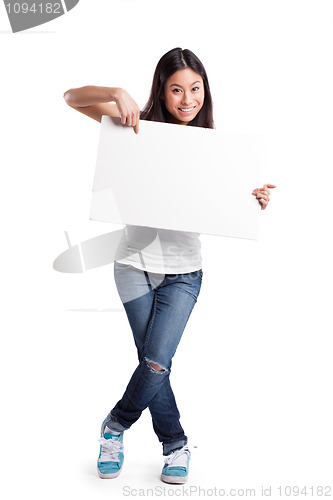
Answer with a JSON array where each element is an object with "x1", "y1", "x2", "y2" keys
[{"x1": 91, "y1": 117, "x2": 264, "y2": 240}]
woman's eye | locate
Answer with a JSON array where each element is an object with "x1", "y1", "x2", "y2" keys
[
  {"x1": 172, "y1": 88, "x2": 182, "y2": 93},
  {"x1": 192, "y1": 86, "x2": 200, "y2": 92}
]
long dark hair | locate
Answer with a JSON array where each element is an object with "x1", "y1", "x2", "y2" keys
[{"x1": 141, "y1": 48, "x2": 214, "y2": 129}]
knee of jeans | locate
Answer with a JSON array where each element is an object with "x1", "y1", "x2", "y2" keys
[{"x1": 144, "y1": 357, "x2": 169, "y2": 373}]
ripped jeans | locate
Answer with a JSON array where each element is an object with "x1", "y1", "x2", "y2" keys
[{"x1": 105, "y1": 262, "x2": 203, "y2": 455}]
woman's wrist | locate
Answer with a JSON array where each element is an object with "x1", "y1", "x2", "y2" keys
[
  {"x1": 109, "y1": 87, "x2": 118, "y2": 101},
  {"x1": 109, "y1": 87, "x2": 124, "y2": 103}
]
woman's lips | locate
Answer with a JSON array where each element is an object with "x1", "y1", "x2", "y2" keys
[{"x1": 178, "y1": 106, "x2": 195, "y2": 115}]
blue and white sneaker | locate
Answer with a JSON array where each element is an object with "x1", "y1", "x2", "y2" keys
[
  {"x1": 97, "y1": 420, "x2": 124, "y2": 479},
  {"x1": 161, "y1": 446, "x2": 191, "y2": 484}
]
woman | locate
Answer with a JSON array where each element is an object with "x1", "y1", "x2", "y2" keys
[{"x1": 64, "y1": 48, "x2": 275, "y2": 484}]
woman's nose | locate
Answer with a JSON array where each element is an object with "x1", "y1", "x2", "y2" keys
[{"x1": 181, "y1": 91, "x2": 191, "y2": 105}]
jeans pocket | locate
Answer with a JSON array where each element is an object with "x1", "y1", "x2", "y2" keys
[
  {"x1": 114, "y1": 262, "x2": 133, "y2": 273},
  {"x1": 173, "y1": 270, "x2": 203, "y2": 301}
]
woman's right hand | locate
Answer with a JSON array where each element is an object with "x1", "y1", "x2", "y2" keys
[{"x1": 113, "y1": 88, "x2": 141, "y2": 134}]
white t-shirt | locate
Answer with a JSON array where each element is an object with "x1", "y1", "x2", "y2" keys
[{"x1": 116, "y1": 225, "x2": 202, "y2": 274}]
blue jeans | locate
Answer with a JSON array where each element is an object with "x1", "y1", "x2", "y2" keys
[{"x1": 105, "y1": 262, "x2": 203, "y2": 455}]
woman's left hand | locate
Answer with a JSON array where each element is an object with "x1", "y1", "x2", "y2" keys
[{"x1": 252, "y1": 184, "x2": 276, "y2": 210}]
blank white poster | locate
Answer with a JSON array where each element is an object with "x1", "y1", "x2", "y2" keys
[{"x1": 91, "y1": 116, "x2": 264, "y2": 240}]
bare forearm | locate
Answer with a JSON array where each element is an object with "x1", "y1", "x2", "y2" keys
[
  {"x1": 63, "y1": 85, "x2": 120, "y2": 107},
  {"x1": 63, "y1": 85, "x2": 141, "y2": 132}
]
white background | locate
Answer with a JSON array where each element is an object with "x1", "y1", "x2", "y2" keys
[{"x1": 1, "y1": 1, "x2": 332, "y2": 498}]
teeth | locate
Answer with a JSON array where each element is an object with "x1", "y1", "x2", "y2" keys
[{"x1": 179, "y1": 107, "x2": 194, "y2": 112}]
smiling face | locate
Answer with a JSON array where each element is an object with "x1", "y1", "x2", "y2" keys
[{"x1": 163, "y1": 67, "x2": 205, "y2": 125}]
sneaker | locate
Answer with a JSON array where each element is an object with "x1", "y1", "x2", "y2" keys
[
  {"x1": 97, "y1": 420, "x2": 124, "y2": 479},
  {"x1": 161, "y1": 445, "x2": 191, "y2": 484}
]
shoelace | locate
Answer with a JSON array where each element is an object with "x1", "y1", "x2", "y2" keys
[
  {"x1": 164, "y1": 446, "x2": 190, "y2": 468},
  {"x1": 98, "y1": 436, "x2": 123, "y2": 462}
]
